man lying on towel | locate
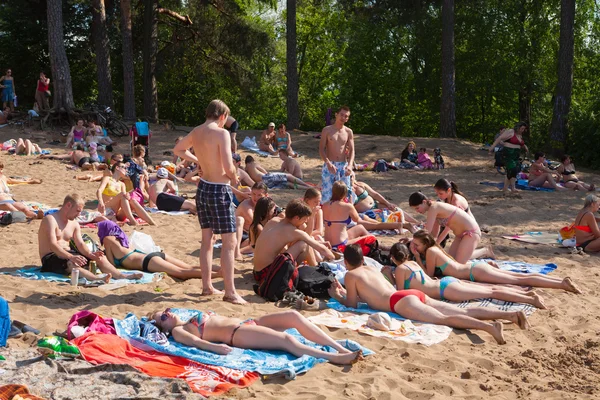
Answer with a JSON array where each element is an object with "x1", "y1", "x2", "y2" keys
[
  {"x1": 253, "y1": 199, "x2": 335, "y2": 283},
  {"x1": 38, "y1": 193, "x2": 142, "y2": 281},
  {"x1": 328, "y1": 245, "x2": 530, "y2": 345},
  {"x1": 149, "y1": 168, "x2": 196, "y2": 214}
]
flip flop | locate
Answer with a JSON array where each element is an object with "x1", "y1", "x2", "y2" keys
[
  {"x1": 12, "y1": 320, "x2": 41, "y2": 335},
  {"x1": 8, "y1": 324, "x2": 22, "y2": 338}
]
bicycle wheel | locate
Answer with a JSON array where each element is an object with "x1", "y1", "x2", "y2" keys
[{"x1": 108, "y1": 118, "x2": 130, "y2": 137}]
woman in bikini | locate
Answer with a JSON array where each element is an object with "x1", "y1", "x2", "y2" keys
[
  {"x1": 489, "y1": 122, "x2": 529, "y2": 193},
  {"x1": 408, "y1": 192, "x2": 493, "y2": 263},
  {"x1": 15, "y1": 138, "x2": 42, "y2": 156},
  {"x1": 275, "y1": 123, "x2": 297, "y2": 156},
  {"x1": 572, "y1": 195, "x2": 600, "y2": 253},
  {"x1": 557, "y1": 155, "x2": 594, "y2": 191},
  {"x1": 149, "y1": 308, "x2": 362, "y2": 364},
  {"x1": 322, "y1": 181, "x2": 371, "y2": 251},
  {"x1": 411, "y1": 230, "x2": 581, "y2": 293},
  {"x1": 388, "y1": 243, "x2": 546, "y2": 308},
  {"x1": 0, "y1": 161, "x2": 44, "y2": 219},
  {"x1": 66, "y1": 119, "x2": 87, "y2": 148},
  {"x1": 528, "y1": 152, "x2": 568, "y2": 191},
  {"x1": 249, "y1": 197, "x2": 278, "y2": 247},
  {"x1": 96, "y1": 161, "x2": 156, "y2": 226},
  {"x1": 98, "y1": 220, "x2": 217, "y2": 280}
]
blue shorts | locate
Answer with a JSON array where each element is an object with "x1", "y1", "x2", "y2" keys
[
  {"x1": 262, "y1": 172, "x2": 288, "y2": 189},
  {"x1": 321, "y1": 162, "x2": 352, "y2": 203},
  {"x1": 195, "y1": 180, "x2": 236, "y2": 234}
]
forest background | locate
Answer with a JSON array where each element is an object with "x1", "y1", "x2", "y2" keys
[{"x1": 0, "y1": 0, "x2": 599, "y2": 165}]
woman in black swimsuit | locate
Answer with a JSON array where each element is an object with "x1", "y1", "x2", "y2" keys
[{"x1": 557, "y1": 155, "x2": 595, "y2": 191}]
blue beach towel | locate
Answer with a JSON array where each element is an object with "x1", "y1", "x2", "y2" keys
[
  {"x1": 3, "y1": 267, "x2": 162, "y2": 285},
  {"x1": 114, "y1": 308, "x2": 373, "y2": 379},
  {"x1": 479, "y1": 180, "x2": 555, "y2": 192},
  {"x1": 489, "y1": 260, "x2": 557, "y2": 275},
  {"x1": 240, "y1": 136, "x2": 272, "y2": 157},
  {"x1": 0, "y1": 296, "x2": 10, "y2": 347}
]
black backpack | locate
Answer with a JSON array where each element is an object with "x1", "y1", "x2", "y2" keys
[
  {"x1": 0, "y1": 211, "x2": 26, "y2": 225},
  {"x1": 296, "y1": 266, "x2": 334, "y2": 299},
  {"x1": 253, "y1": 253, "x2": 299, "y2": 301}
]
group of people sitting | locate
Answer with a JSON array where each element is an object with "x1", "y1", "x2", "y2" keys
[
  {"x1": 258, "y1": 122, "x2": 298, "y2": 157},
  {"x1": 65, "y1": 118, "x2": 114, "y2": 149}
]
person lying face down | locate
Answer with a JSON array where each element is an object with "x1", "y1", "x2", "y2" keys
[
  {"x1": 328, "y1": 244, "x2": 530, "y2": 345},
  {"x1": 148, "y1": 308, "x2": 363, "y2": 364}
]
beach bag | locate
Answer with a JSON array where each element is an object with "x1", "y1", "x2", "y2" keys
[
  {"x1": 0, "y1": 211, "x2": 26, "y2": 225},
  {"x1": 494, "y1": 148, "x2": 504, "y2": 167},
  {"x1": 67, "y1": 310, "x2": 115, "y2": 339},
  {"x1": 70, "y1": 233, "x2": 99, "y2": 253},
  {"x1": 130, "y1": 231, "x2": 161, "y2": 253},
  {"x1": 296, "y1": 266, "x2": 334, "y2": 299},
  {"x1": 253, "y1": 253, "x2": 299, "y2": 301},
  {"x1": 559, "y1": 225, "x2": 576, "y2": 240},
  {"x1": 373, "y1": 159, "x2": 388, "y2": 173}
]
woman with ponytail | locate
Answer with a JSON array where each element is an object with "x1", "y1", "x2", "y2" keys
[{"x1": 409, "y1": 230, "x2": 581, "y2": 294}]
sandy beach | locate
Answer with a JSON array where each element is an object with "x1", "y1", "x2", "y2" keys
[{"x1": 1, "y1": 125, "x2": 599, "y2": 399}]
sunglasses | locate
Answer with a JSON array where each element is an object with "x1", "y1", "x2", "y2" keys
[{"x1": 160, "y1": 308, "x2": 172, "y2": 321}]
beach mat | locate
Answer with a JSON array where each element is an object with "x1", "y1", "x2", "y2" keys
[
  {"x1": 73, "y1": 333, "x2": 259, "y2": 397},
  {"x1": 501, "y1": 232, "x2": 561, "y2": 246},
  {"x1": 308, "y1": 309, "x2": 452, "y2": 346},
  {"x1": 239, "y1": 136, "x2": 272, "y2": 157},
  {"x1": 479, "y1": 180, "x2": 555, "y2": 192},
  {"x1": 115, "y1": 308, "x2": 373, "y2": 380},
  {"x1": 493, "y1": 259, "x2": 558, "y2": 274},
  {"x1": 145, "y1": 207, "x2": 190, "y2": 216},
  {"x1": 3, "y1": 267, "x2": 163, "y2": 285}
]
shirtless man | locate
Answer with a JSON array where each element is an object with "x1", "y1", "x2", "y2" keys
[
  {"x1": 224, "y1": 115, "x2": 239, "y2": 153},
  {"x1": 244, "y1": 155, "x2": 312, "y2": 190},
  {"x1": 253, "y1": 199, "x2": 335, "y2": 281},
  {"x1": 38, "y1": 193, "x2": 142, "y2": 281},
  {"x1": 259, "y1": 122, "x2": 277, "y2": 154},
  {"x1": 233, "y1": 182, "x2": 268, "y2": 259},
  {"x1": 149, "y1": 167, "x2": 196, "y2": 214},
  {"x1": 41, "y1": 144, "x2": 99, "y2": 171},
  {"x1": 173, "y1": 99, "x2": 245, "y2": 304},
  {"x1": 319, "y1": 106, "x2": 355, "y2": 202},
  {"x1": 329, "y1": 245, "x2": 530, "y2": 345},
  {"x1": 279, "y1": 149, "x2": 303, "y2": 179}
]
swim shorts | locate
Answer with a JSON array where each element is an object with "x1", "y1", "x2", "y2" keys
[
  {"x1": 78, "y1": 157, "x2": 92, "y2": 167},
  {"x1": 195, "y1": 179, "x2": 236, "y2": 234},
  {"x1": 41, "y1": 250, "x2": 90, "y2": 275},
  {"x1": 156, "y1": 192, "x2": 185, "y2": 212},
  {"x1": 321, "y1": 161, "x2": 352, "y2": 203},
  {"x1": 261, "y1": 173, "x2": 288, "y2": 189}
]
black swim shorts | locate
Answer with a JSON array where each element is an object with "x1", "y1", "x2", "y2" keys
[
  {"x1": 156, "y1": 193, "x2": 186, "y2": 212},
  {"x1": 78, "y1": 157, "x2": 91, "y2": 168},
  {"x1": 41, "y1": 251, "x2": 90, "y2": 275}
]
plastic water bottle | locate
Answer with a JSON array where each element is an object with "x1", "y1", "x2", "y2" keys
[
  {"x1": 13, "y1": 95, "x2": 17, "y2": 107},
  {"x1": 174, "y1": 179, "x2": 179, "y2": 196},
  {"x1": 71, "y1": 269, "x2": 80, "y2": 286}
]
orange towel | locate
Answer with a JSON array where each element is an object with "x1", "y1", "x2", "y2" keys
[
  {"x1": 72, "y1": 333, "x2": 259, "y2": 397},
  {"x1": 0, "y1": 385, "x2": 46, "y2": 400}
]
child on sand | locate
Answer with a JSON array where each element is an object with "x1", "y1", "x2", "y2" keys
[{"x1": 417, "y1": 148, "x2": 434, "y2": 169}]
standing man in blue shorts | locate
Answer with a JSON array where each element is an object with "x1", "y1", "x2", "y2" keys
[
  {"x1": 174, "y1": 100, "x2": 246, "y2": 304},
  {"x1": 319, "y1": 106, "x2": 355, "y2": 202}
]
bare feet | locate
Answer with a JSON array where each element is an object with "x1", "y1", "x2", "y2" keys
[
  {"x1": 97, "y1": 273, "x2": 112, "y2": 283},
  {"x1": 331, "y1": 350, "x2": 363, "y2": 365},
  {"x1": 514, "y1": 311, "x2": 530, "y2": 330},
  {"x1": 529, "y1": 291, "x2": 547, "y2": 309},
  {"x1": 223, "y1": 293, "x2": 248, "y2": 305},
  {"x1": 202, "y1": 287, "x2": 224, "y2": 296},
  {"x1": 490, "y1": 321, "x2": 506, "y2": 344},
  {"x1": 563, "y1": 277, "x2": 582, "y2": 294}
]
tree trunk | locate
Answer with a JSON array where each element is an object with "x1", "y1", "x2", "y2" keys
[
  {"x1": 440, "y1": 0, "x2": 456, "y2": 138},
  {"x1": 549, "y1": 0, "x2": 575, "y2": 145},
  {"x1": 518, "y1": 83, "x2": 531, "y2": 128},
  {"x1": 91, "y1": 0, "x2": 113, "y2": 108},
  {"x1": 47, "y1": 0, "x2": 75, "y2": 111},
  {"x1": 143, "y1": 0, "x2": 158, "y2": 121},
  {"x1": 286, "y1": 0, "x2": 299, "y2": 129},
  {"x1": 120, "y1": 0, "x2": 136, "y2": 120}
]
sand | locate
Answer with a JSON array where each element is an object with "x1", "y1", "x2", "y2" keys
[{"x1": 1, "y1": 125, "x2": 599, "y2": 399}]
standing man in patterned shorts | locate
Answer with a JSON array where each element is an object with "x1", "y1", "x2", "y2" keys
[
  {"x1": 319, "y1": 106, "x2": 355, "y2": 202},
  {"x1": 174, "y1": 100, "x2": 246, "y2": 304}
]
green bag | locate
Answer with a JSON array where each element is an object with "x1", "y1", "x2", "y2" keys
[{"x1": 37, "y1": 336, "x2": 80, "y2": 359}]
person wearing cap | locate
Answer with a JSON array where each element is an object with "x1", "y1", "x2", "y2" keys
[
  {"x1": 259, "y1": 122, "x2": 277, "y2": 155},
  {"x1": 149, "y1": 168, "x2": 197, "y2": 214}
]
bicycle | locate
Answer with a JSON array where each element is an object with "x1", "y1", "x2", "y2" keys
[{"x1": 85, "y1": 104, "x2": 129, "y2": 137}]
